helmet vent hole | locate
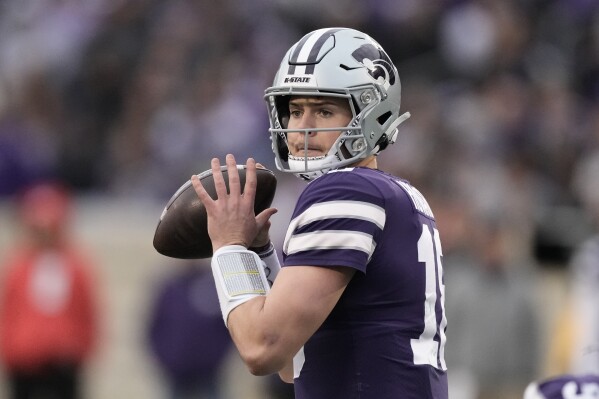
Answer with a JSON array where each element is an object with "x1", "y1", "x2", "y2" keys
[{"x1": 377, "y1": 111, "x2": 391, "y2": 126}]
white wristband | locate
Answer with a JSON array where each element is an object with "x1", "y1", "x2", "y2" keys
[
  {"x1": 211, "y1": 245, "x2": 270, "y2": 326},
  {"x1": 259, "y1": 247, "x2": 281, "y2": 286}
]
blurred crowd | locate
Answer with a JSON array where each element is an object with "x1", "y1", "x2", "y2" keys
[
  {"x1": 1, "y1": 0, "x2": 599, "y2": 208},
  {"x1": 1, "y1": 0, "x2": 599, "y2": 398}
]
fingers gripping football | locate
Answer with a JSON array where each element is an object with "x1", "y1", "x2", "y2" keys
[
  {"x1": 252, "y1": 162, "x2": 275, "y2": 248},
  {"x1": 191, "y1": 155, "x2": 277, "y2": 252},
  {"x1": 152, "y1": 156, "x2": 277, "y2": 259}
]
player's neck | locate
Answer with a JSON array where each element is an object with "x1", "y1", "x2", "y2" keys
[{"x1": 354, "y1": 155, "x2": 377, "y2": 169}]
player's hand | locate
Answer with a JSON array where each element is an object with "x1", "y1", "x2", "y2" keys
[
  {"x1": 251, "y1": 162, "x2": 272, "y2": 249},
  {"x1": 191, "y1": 154, "x2": 277, "y2": 252}
]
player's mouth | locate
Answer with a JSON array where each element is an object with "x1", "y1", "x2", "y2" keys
[{"x1": 290, "y1": 145, "x2": 323, "y2": 158}]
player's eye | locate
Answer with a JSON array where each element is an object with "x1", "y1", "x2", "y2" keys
[
  {"x1": 290, "y1": 109, "x2": 302, "y2": 118},
  {"x1": 318, "y1": 109, "x2": 333, "y2": 117}
]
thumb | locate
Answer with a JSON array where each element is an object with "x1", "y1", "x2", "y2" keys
[{"x1": 256, "y1": 207, "x2": 278, "y2": 228}]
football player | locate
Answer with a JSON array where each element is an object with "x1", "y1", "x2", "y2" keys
[
  {"x1": 524, "y1": 374, "x2": 599, "y2": 399},
  {"x1": 192, "y1": 27, "x2": 448, "y2": 398}
]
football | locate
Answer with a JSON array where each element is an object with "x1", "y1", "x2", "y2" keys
[{"x1": 153, "y1": 166, "x2": 277, "y2": 259}]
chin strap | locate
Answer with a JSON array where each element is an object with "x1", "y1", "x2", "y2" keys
[{"x1": 288, "y1": 155, "x2": 330, "y2": 181}]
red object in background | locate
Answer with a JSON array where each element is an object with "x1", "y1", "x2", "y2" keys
[
  {"x1": 0, "y1": 247, "x2": 98, "y2": 371},
  {"x1": 17, "y1": 182, "x2": 71, "y2": 233},
  {"x1": 0, "y1": 181, "x2": 98, "y2": 375}
]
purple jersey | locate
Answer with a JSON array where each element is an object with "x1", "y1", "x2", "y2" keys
[
  {"x1": 524, "y1": 374, "x2": 599, "y2": 399},
  {"x1": 283, "y1": 167, "x2": 448, "y2": 399}
]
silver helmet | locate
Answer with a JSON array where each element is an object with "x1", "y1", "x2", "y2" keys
[{"x1": 265, "y1": 27, "x2": 410, "y2": 181}]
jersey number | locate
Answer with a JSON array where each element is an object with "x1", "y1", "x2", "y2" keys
[{"x1": 411, "y1": 224, "x2": 447, "y2": 370}]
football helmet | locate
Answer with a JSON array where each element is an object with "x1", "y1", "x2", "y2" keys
[{"x1": 265, "y1": 27, "x2": 410, "y2": 181}]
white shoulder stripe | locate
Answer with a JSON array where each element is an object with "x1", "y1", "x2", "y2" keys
[
  {"x1": 284, "y1": 200, "x2": 385, "y2": 247},
  {"x1": 286, "y1": 230, "x2": 375, "y2": 255},
  {"x1": 284, "y1": 201, "x2": 385, "y2": 248}
]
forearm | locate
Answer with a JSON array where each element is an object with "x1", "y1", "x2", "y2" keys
[
  {"x1": 227, "y1": 296, "x2": 295, "y2": 376},
  {"x1": 211, "y1": 244, "x2": 295, "y2": 375},
  {"x1": 210, "y1": 247, "x2": 352, "y2": 378}
]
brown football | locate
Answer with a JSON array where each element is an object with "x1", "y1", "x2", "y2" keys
[{"x1": 153, "y1": 166, "x2": 277, "y2": 259}]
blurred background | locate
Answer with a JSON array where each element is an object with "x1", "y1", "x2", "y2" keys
[{"x1": 1, "y1": 0, "x2": 599, "y2": 398}]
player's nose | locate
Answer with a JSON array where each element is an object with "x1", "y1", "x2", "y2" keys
[{"x1": 295, "y1": 114, "x2": 317, "y2": 136}]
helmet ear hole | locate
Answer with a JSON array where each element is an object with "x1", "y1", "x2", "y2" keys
[
  {"x1": 377, "y1": 111, "x2": 392, "y2": 126},
  {"x1": 374, "y1": 111, "x2": 393, "y2": 152}
]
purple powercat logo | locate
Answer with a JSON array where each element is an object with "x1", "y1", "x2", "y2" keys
[{"x1": 351, "y1": 44, "x2": 396, "y2": 88}]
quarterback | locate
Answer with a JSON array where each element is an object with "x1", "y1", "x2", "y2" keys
[{"x1": 192, "y1": 27, "x2": 448, "y2": 398}]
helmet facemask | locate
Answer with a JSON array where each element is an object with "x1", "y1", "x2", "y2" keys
[
  {"x1": 264, "y1": 28, "x2": 410, "y2": 181},
  {"x1": 267, "y1": 87, "x2": 379, "y2": 181}
]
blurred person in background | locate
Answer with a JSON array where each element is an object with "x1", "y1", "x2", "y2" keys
[
  {"x1": 549, "y1": 151, "x2": 599, "y2": 375},
  {"x1": 444, "y1": 214, "x2": 540, "y2": 399},
  {"x1": 0, "y1": 181, "x2": 99, "y2": 399},
  {"x1": 146, "y1": 259, "x2": 232, "y2": 399},
  {"x1": 568, "y1": 151, "x2": 599, "y2": 374}
]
